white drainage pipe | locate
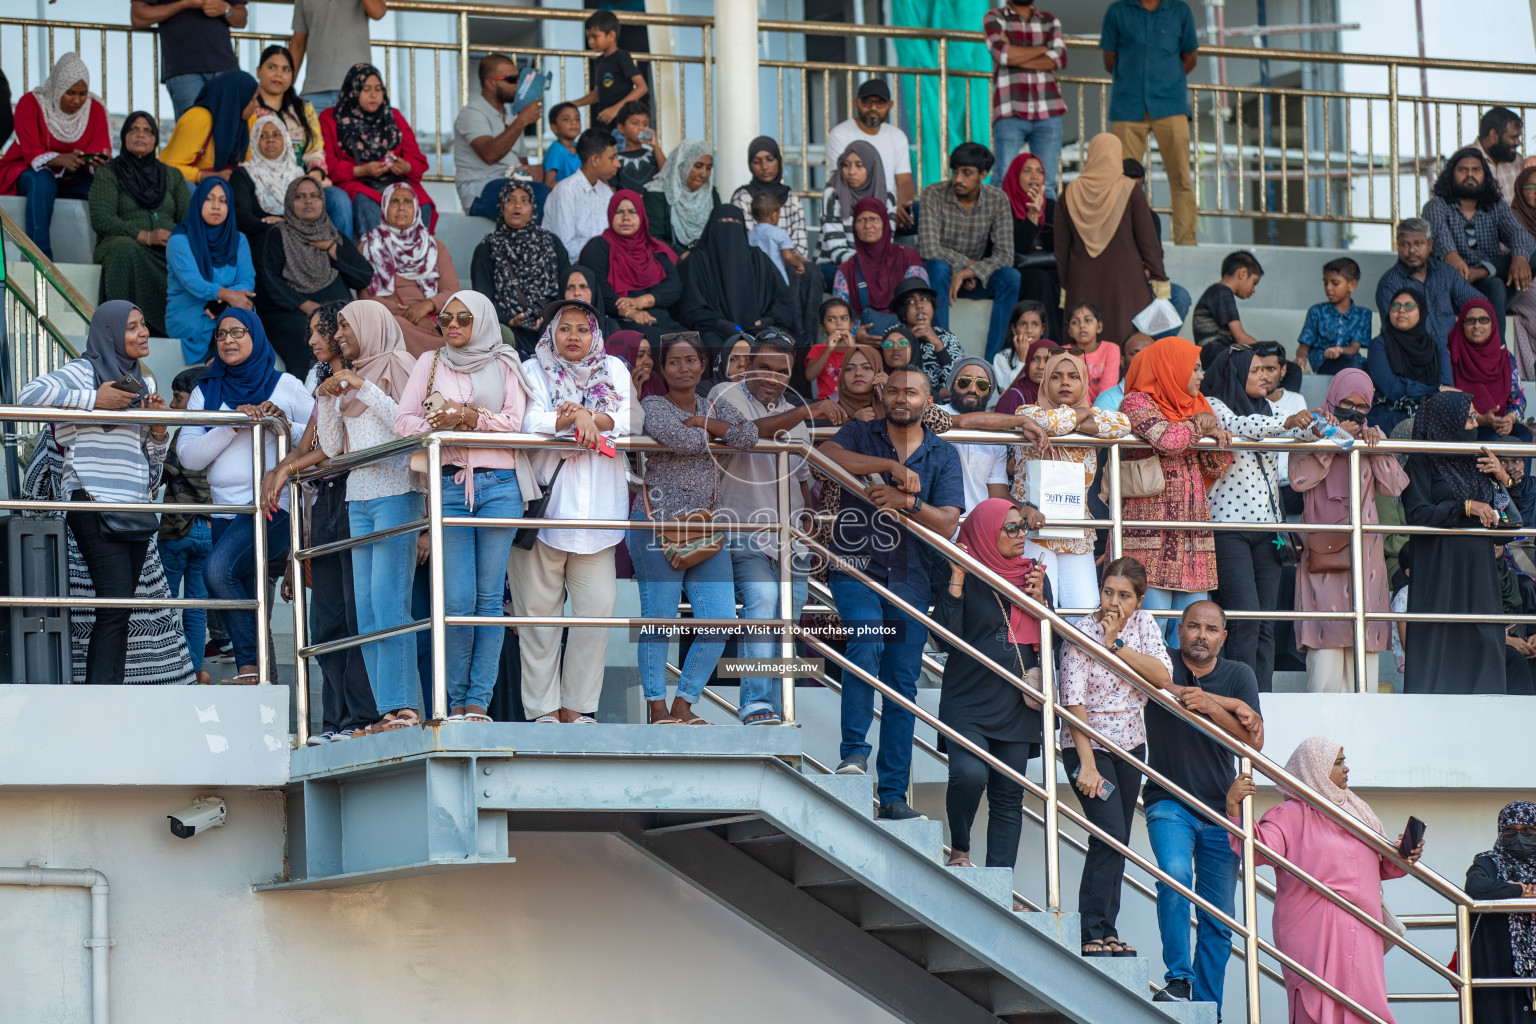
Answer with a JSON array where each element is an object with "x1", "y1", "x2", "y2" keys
[{"x1": 0, "y1": 862, "x2": 111, "y2": 1024}]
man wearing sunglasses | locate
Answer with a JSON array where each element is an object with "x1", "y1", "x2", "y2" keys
[
  {"x1": 937, "y1": 358, "x2": 1011, "y2": 532},
  {"x1": 1422, "y1": 147, "x2": 1536, "y2": 333}
]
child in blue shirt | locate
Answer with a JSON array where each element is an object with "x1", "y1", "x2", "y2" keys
[
  {"x1": 1296, "y1": 256, "x2": 1372, "y2": 374},
  {"x1": 541, "y1": 102, "x2": 583, "y2": 186},
  {"x1": 747, "y1": 191, "x2": 804, "y2": 283}
]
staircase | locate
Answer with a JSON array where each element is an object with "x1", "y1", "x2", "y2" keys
[{"x1": 271, "y1": 724, "x2": 1215, "y2": 1024}]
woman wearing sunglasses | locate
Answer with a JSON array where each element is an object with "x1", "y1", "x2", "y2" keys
[
  {"x1": 396, "y1": 290, "x2": 538, "y2": 723},
  {"x1": 938, "y1": 498, "x2": 1048, "y2": 901}
]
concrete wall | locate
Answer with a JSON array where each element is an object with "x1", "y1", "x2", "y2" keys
[{"x1": 0, "y1": 787, "x2": 900, "y2": 1024}]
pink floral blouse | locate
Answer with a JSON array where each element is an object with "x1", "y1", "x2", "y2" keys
[{"x1": 1057, "y1": 608, "x2": 1171, "y2": 752}]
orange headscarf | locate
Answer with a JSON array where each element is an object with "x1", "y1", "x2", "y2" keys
[{"x1": 1124, "y1": 337, "x2": 1211, "y2": 423}]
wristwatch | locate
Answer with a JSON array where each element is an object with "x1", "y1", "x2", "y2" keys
[
  {"x1": 1109, "y1": 637, "x2": 1127, "y2": 653},
  {"x1": 908, "y1": 493, "x2": 923, "y2": 513}
]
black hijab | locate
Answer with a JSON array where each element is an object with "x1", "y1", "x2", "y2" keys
[
  {"x1": 1379, "y1": 287, "x2": 1441, "y2": 387},
  {"x1": 681, "y1": 205, "x2": 783, "y2": 328},
  {"x1": 107, "y1": 111, "x2": 168, "y2": 211},
  {"x1": 1412, "y1": 390, "x2": 1494, "y2": 503},
  {"x1": 744, "y1": 136, "x2": 791, "y2": 204},
  {"x1": 1200, "y1": 346, "x2": 1265, "y2": 417}
]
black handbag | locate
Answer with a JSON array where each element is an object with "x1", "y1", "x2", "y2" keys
[
  {"x1": 1014, "y1": 252, "x2": 1058, "y2": 272},
  {"x1": 98, "y1": 508, "x2": 160, "y2": 542},
  {"x1": 1493, "y1": 481, "x2": 1524, "y2": 530},
  {"x1": 512, "y1": 458, "x2": 567, "y2": 550},
  {"x1": 1264, "y1": 477, "x2": 1300, "y2": 568}
]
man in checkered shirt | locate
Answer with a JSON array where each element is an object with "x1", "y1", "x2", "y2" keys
[
  {"x1": 983, "y1": 0, "x2": 1067, "y2": 198},
  {"x1": 1422, "y1": 146, "x2": 1536, "y2": 333}
]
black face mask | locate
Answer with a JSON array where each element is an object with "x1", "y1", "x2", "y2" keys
[
  {"x1": 1502, "y1": 833, "x2": 1536, "y2": 860},
  {"x1": 1333, "y1": 405, "x2": 1368, "y2": 426}
]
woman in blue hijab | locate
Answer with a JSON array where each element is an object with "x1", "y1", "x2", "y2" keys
[
  {"x1": 175, "y1": 307, "x2": 314, "y2": 683},
  {"x1": 165, "y1": 177, "x2": 257, "y2": 363}
]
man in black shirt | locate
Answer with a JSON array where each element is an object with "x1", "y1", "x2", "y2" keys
[{"x1": 1144, "y1": 601, "x2": 1263, "y2": 1012}]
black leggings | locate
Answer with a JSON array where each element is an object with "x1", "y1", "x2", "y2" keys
[
  {"x1": 1062, "y1": 744, "x2": 1144, "y2": 942},
  {"x1": 65, "y1": 491, "x2": 150, "y2": 685},
  {"x1": 945, "y1": 734, "x2": 1038, "y2": 867}
]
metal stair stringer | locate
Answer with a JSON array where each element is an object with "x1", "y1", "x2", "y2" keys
[{"x1": 613, "y1": 763, "x2": 1209, "y2": 1024}]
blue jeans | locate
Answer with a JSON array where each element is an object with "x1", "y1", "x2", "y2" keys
[
  {"x1": 924, "y1": 259, "x2": 1021, "y2": 362},
  {"x1": 301, "y1": 90, "x2": 340, "y2": 114},
  {"x1": 466, "y1": 177, "x2": 551, "y2": 223},
  {"x1": 990, "y1": 114, "x2": 1063, "y2": 198},
  {"x1": 442, "y1": 469, "x2": 522, "y2": 712},
  {"x1": 324, "y1": 186, "x2": 354, "y2": 240},
  {"x1": 160, "y1": 519, "x2": 213, "y2": 675},
  {"x1": 1141, "y1": 587, "x2": 1208, "y2": 649},
  {"x1": 730, "y1": 535, "x2": 809, "y2": 721},
  {"x1": 349, "y1": 492, "x2": 424, "y2": 714},
  {"x1": 206, "y1": 512, "x2": 291, "y2": 670},
  {"x1": 15, "y1": 169, "x2": 92, "y2": 261},
  {"x1": 166, "y1": 72, "x2": 218, "y2": 120},
  {"x1": 628, "y1": 507, "x2": 738, "y2": 705},
  {"x1": 352, "y1": 193, "x2": 436, "y2": 238},
  {"x1": 1146, "y1": 800, "x2": 1238, "y2": 1008},
  {"x1": 829, "y1": 574, "x2": 926, "y2": 805}
]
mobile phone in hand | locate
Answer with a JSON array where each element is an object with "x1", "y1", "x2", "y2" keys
[
  {"x1": 111, "y1": 374, "x2": 143, "y2": 394},
  {"x1": 1398, "y1": 816, "x2": 1426, "y2": 858},
  {"x1": 592, "y1": 434, "x2": 617, "y2": 458},
  {"x1": 1070, "y1": 764, "x2": 1115, "y2": 801}
]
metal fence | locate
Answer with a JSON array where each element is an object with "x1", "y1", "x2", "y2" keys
[{"x1": 3, "y1": 5, "x2": 1534, "y2": 237}]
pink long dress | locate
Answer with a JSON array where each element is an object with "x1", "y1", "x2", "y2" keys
[{"x1": 1232, "y1": 801, "x2": 1406, "y2": 1024}]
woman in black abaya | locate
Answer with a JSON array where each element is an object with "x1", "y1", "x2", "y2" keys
[
  {"x1": 1464, "y1": 801, "x2": 1536, "y2": 1024},
  {"x1": 680, "y1": 204, "x2": 796, "y2": 358},
  {"x1": 1402, "y1": 391, "x2": 1508, "y2": 694}
]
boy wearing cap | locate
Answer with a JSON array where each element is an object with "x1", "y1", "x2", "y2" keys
[{"x1": 825, "y1": 78, "x2": 917, "y2": 229}]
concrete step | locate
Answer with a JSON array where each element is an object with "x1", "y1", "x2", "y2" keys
[
  {"x1": 874, "y1": 816, "x2": 946, "y2": 862},
  {"x1": 803, "y1": 771, "x2": 876, "y2": 813},
  {"x1": 945, "y1": 864, "x2": 1015, "y2": 908},
  {"x1": 0, "y1": 195, "x2": 96, "y2": 265}
]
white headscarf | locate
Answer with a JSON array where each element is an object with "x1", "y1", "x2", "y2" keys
[
  {"x1": 359, "y1": 182, "x2": 440, "y2": 298},
  {"x1": 241, "y1": 114, "x2": 304, "y2": 216},
  {"x1": 34, "y1": 53, "x2": 97, "y2": 145},
  {"x1": 1282, "y1": 736, "x2": 1385, "y2": 837}
]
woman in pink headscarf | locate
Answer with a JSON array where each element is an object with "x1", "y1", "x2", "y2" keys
[
  {"x1": 1288, "y1": 368, "x2": 1408, "y2": 693},
  {"x1": 578, "y1": 188, "x2": 684, "y2": 345},
  {"x1": 1228, "y1": 737, "x2": 1424, "y2": 1024}
]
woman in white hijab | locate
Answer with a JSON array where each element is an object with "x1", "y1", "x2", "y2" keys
[
  {"x1": 0, "y1": 51, "x2": 111, "y2": 259},
  {"x1": 395, "y1": 289, "x2": 534, "y2": 722},
  {"x1": 231, "y1": 113, "x2": 304, "y2": 243},
  {"x1": 1226, "y1": 738, "x2": 1424, "y2": 1024}
]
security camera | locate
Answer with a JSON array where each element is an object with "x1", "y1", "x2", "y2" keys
[{"x1": 167, "y1": 796, "x2": 226, "y2": 839}]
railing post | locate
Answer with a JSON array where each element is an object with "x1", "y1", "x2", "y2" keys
[
  {"x1": 1240, "y1": 754, "x2": 1262, "y2": 1024},
  {"x1": 288, "y1": 470, "x2": 309, "y2": 746},
  {"x1": 458, "y1": 10, "x2": 470, "y2": 111},
  {"x1": 427, "y1": 436, "x2": 448, "y2": 719},
  {"x1": 777, "y1": 449, "x2": 796, "y2": 725},
  {"x1": 1038, "y1": 621, "x2": 1061, "y2": 911},
  {"x1": 252, "y1": 423, "x2": 271, "y2": 685},
  {"x1": 1387, "y1": 61, "x2": 1399, "y2": 235},
  {"x1": 936, "y1": 38, "x2": 949, "y2": 171},
  {"x1": 1108, "y1": 442, "x2": 1124, "y2": 559},
  {"x1": 701, "y1": 24, "x2": 714, "y2": 153},
  {"x1": 1347, "y1": 444, "x2": 1368, "y2": 692},
  {"x1": 1456, "y1": 902, "x2": 1473, "y2": 1024}
]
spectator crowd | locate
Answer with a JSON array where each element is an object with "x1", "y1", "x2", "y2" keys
[{"x1": 3, "y1": 3, "x2": 1536, "y2": 1021}]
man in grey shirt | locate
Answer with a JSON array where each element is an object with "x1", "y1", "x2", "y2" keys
[
  {"x1": 290, "y1": 0, "x2": 387, "y2": 111},
  {"x1": 456, "y1": 53, "x2": 546, "y2": 220}
]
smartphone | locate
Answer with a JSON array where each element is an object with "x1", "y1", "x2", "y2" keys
[
  {"x1": 111, "y1": 374, "x2": 143, "y2": 394},
  {"x1": 1398, "y1": 816, "x2": 1426, "y2": 858},
  {"x1": 1070, "y1": 764, "x2": 1115, "y2": 801},
  {"x1": 592, "y1": 434, "x2": 617, "y2": 459}
]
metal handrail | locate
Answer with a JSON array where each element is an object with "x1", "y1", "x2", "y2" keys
[{"x1": 0, "y1": 406, "x2": 287, "y2": 682}]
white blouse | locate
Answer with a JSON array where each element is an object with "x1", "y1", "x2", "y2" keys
[{"x1": 1206, "y1": 397, "x2": 1318, "y2": 525}]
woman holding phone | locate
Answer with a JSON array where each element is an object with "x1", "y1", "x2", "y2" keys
[{"x1": 1058, "y1": 556, "x2": 1173, "y2": 957}]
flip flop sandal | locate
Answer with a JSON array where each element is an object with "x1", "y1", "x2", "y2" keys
[
  {"x1": 679, "y1": 715, "x2": 710, "y2": 725},
  {"x1": 534, "y1": 714, "x2": 560, "y2": 723},
  {"x1": 651, "y1": 717, "x2": 683, "y2": 725},
  {"x1": 1105, "y1": 939, "x2": 1138, "y2": 958},
  {"x1": 946, "y1": 855, "x2": 974, "y2": 868},
  {"x1": 219, "y1": 672, "x2": 261, "y2": 685},
  {"x1": 463, "y1": 713, "x2": 492, "y2": 723},
  {"x1": 378, "y1": 709, "x2": 421, "y2": 731},
  {"x1": 742, "y1": 711, "x2": 782, "y2": 726},
  {"x1": 1081, "y1": 941, "x2": 1114, "y2": 958}
]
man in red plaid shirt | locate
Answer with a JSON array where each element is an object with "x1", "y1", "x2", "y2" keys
[{"x1": 983, "y1": 0, "x2": 1067, "y2": 198}]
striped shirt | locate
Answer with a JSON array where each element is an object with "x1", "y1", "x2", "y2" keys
[{"x1": 18, "y1": 359, "x2": 167, "y2": 503}]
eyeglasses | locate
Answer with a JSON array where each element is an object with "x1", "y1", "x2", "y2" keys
[
  {"x1": 436, "y1": 312, "x2": 475, "y2": 327},
  {"x1": 1390, "y1": 301, "x2": 1418, "y2": 313},
  {"x1": 1524, "y1": 184, "x2": 1536, "y2": 193},
  {"x1": 953, "y1": 376, "x2": 992, "y2": 393},
  {"x1": 999, "y1": 521, "x2": 1025, "y2": 537},
  {"x1": 881, "y1": 338, "x2": 910, "y2": 349},
  {"x1": 1464, "y1": 315, "x2": 1493, "y2": 326},
  {"x1": 214, "y1": 326, "x2": 249, "y2": 341}
]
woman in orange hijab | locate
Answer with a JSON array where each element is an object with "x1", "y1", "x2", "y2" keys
[{"x1": 1117, "y1": 338, "x2": 1234, "y2": 643}]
